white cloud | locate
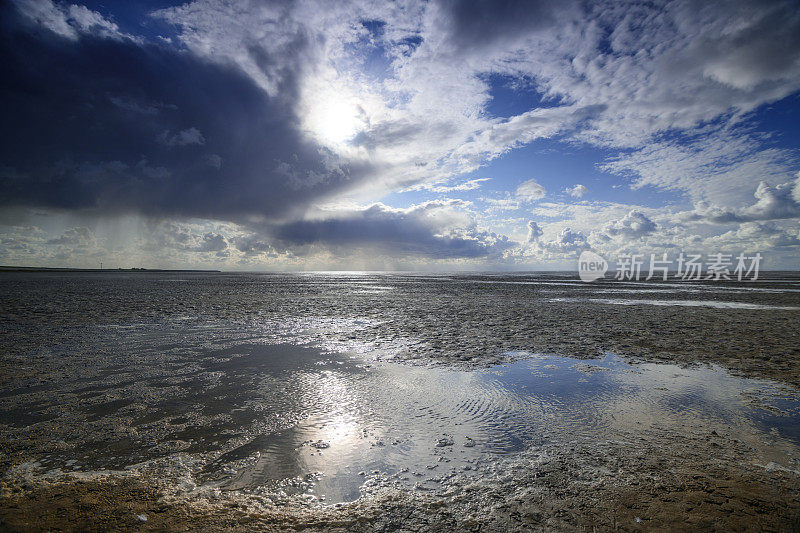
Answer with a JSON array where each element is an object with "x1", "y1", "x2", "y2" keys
[
  {"x1": 481, "y1": 195, "x2": 521, "y2": 212},
  {"x1": 565, "y1": 184, "x2": 588, "y2": 198},
  {"x1": 4, "y1": 0, "x2": 800, "y2": 268},
  {"x1": 410, "y1": 177, "x2": 491, "y2": 193},
  {"x1": 600, "y1": 210, "x2": 657, "y2": 240},
  {"x1": 705, "y1": 222, "x2": 800, "y2": 250},
  {"x1": 515, "y1": 178, "x2": 546, "y2": 201},
  {"x1": 141, "y1": 221, "x2": 230, "y2": 254},
  {"x1": 599, "y1": 129, "x2": 799, "y2": 206},
  {"x1": 523, "y1": 226, "x2": 590, "y2": 259},
  {"x1": 526, "y1": 220, "x2": 543, "y2": 242},
  {"x1": 0, "y1": 225, "x2": 47, "y2": 262},
  {"x1": 684, "y1": 174, "x2": 800, "y2": 223},
  {"x1": 46, "y1": 226, "x2": 97, "y2": 247},
  {"x1": 14, "y1": 0, "x2": 138, "y2": 42},
  {"x1": 148, "y1": 0, "x2": 800, "y2": 209}
]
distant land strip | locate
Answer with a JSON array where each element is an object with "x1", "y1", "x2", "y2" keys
[{"x1": 0, "y1": 266, "x2": 221, "y2": 273}]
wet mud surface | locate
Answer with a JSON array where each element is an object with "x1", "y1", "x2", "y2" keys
[
  {"x1": 2, "y1": 433, "x2": 799, "y2": 532},
  {"x1": 1, "y1": 272, "x2": 800, "y2": 531},
  {"x1": 2, "y1": 271, "x2": 799, "y2": 384}
]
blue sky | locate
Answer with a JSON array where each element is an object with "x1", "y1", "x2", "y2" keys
[{"x1": 1, "y1": 0, "x2": 799, "y2": 270}]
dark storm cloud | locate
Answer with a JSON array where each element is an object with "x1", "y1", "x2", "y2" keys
[
  {"x1": 0, "y1": 2, "x2": 372, "y2": 220},
  {"x1": 271, "y1": 203, "x2": 514, "y2": 258}
]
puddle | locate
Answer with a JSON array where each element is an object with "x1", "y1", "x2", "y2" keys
[
  {"x1": 192, "y1": 347, "x2": 800, "y2": 503},
  {"x1": 5, "y1": 342, "x2": 800, "y2": 505}
]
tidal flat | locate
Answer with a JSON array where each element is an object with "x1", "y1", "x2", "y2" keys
[{"x1": 1, "y1": 272, "x2": 799, "y2": 531}]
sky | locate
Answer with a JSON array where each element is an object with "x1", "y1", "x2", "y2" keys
[{"x1": 1, "y1": 0, "x2": 799, "y2": 271}]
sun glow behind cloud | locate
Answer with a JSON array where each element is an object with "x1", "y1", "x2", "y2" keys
[
  {"x1": 304, "y1": 96, "x2": 364, "y2": 147},
  {"x1": 300, "y1": 68, "x2": 371, "y2": 153}
]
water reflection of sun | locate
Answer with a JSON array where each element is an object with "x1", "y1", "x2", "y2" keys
[
  {"x1": 317, "y1": 412, "x2": 360, "y2": 444},
  {"x1": 311, "y1": 370, "x2": 363, "y2": 447}
]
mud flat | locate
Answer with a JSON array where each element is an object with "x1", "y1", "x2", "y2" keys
[
  {"x1": 1, "y1": 271, "x2": 799, "y2": 385},
  {"x1": 1, "y1": 272, "x2": 800, "y2": 530},
  {"x1": 2, "y1": 348, "x2": 800, "y2": 531}
]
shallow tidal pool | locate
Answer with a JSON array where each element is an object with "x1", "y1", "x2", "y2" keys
[
  {"x1": 214, "y1": 346, "x2": 800, "y2": 503},
  {"x1": 10, "y1": 342, "x2": 798, "y2": 505}
]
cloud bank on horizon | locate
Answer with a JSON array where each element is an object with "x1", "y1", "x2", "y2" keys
[{"x1": 1, "y1": 0, "x2": 799, "y2": 270}]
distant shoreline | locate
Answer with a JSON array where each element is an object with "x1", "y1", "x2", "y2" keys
[
  {"x1": 1, "y1": 266, "x2": 797, "y2": 275},
  {"x1": 0, "y1": 266, "x2": 221, "y2": 273}
]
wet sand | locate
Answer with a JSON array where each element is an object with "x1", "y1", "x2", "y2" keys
[
  {"x1": 2, "y1": 272, "x2": 799, "y2": 385},
  {"x1": 1, "y1": 272, "x2": 800, "y2": 531},
  {"x1": 3, "y1": 432, "x2": 799, "y2": 531}
]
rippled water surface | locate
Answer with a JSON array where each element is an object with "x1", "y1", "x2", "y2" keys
[{"x1": 218, "y1": 348, "x2": 800, "y2": 502}]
